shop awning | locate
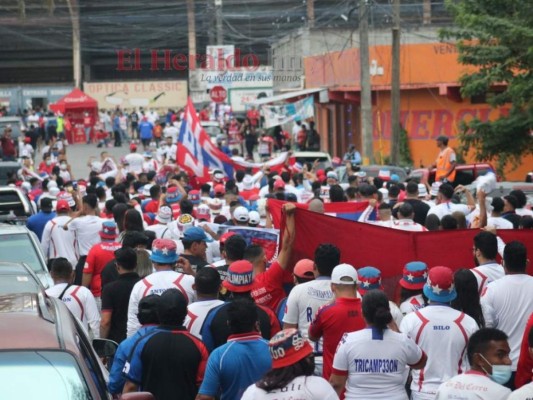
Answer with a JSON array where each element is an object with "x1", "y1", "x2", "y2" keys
[{"x1": 246, "y1": 87, "x2": 326, "y2": 106}]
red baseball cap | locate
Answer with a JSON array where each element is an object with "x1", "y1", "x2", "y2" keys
[
  {"x1": 293, "y1": 259, "x2": 315, "y2": 279},
  {"x1": 269, "y1": 329, "x2": 313, "y2": 369},
  {"x1": 274, "y1": 180, "x2": 285, "y2": 190},
  {"x1": 214, "y1": 184, "x2": 226, "y2": 195},
  {"x1": 223, "y1": 260, "x2": 254, "y2": 293},
  {"x1": 55, "y1": 199, "x2": 70, "y2": 212}
]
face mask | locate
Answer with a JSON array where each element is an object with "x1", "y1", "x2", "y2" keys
[
  {"x1": 60, "y1": 164, "x2": 67, "y2": 170},
  {"x1": 45, "y1": 160, "x2": 51, "y2": 166},
  {"x1": 52, "y1": 152, "x2": 59, "y2": 157},
  {"x1": 479, "y1": 354, "x2": 512, "y2": 385}
]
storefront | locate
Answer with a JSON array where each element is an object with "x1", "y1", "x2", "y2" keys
[
  {"x1": 304, "y1": 43, "x2": 532, "y2": 180},
  {"x1": 0, "y1": 85, "x2": 73, "y2": 114}
]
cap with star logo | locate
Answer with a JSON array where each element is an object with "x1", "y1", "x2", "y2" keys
[
  {"x1": 150, "y1": 238, "x2": 178, "y2": 264},
  {"x1": 357, "y1": 266, "x2": 384, "y2": 295},
  {"x1": 423, "y1": 266, "x2": 457, "y2": 303},
  {"x1": 399, "y1": 261, "x2": 428, "y2": 290}
]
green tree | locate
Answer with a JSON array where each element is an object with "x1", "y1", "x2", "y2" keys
[{"x1": 441, "y1": 0, "x2": 533, "y2": 176}]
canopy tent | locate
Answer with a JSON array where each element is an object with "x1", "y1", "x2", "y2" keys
[
  {"x1": 49, "y1": 88, "x2": 98, "y2": 113},
  {"x1": 49, "y1": 88, "x2": 98, "y2": 144}
]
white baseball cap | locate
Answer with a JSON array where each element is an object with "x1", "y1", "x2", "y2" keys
[
  {"x1": 331, "y1": 264, "x2": 358, "y2": 284},
  {"x1": 418, "y1": 183, "x2": 428, "y2": 198},
  {"x1": 249, "y1": 210, "x2": 260, "y2": 225},
  {"x1": 233, "y1": 206, "x2": 250, "y2": 222},
  {"x1": 242, "y1": 176, "x2": 254, "y2": 191}
]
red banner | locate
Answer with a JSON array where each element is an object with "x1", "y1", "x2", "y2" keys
[{"x1": 282, "y1": 207, "x2": 533, "y2": 301}]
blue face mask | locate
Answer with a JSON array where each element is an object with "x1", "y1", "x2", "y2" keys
[{"x1": 480, "y1": 354, "x2": 512, "y2": 385}]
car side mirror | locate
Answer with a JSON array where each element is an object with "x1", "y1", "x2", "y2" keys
[
  {"x1": 120, "y1": 393, "x2": 155, "y2": 400},
  {"x1": 92, "y1": 338, "x2": 118, "y2": 358}
]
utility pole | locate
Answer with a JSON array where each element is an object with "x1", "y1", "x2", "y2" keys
[
  {"x1": 215, "y1": 0, "x2": 223, "y2": 45},
  {"x1": 66, "y1": 0, "x2": 81, "y2": 88},
  {"x1": 307, "y1": 0, "x2": 315, "y2": 28},
  {"x1": 359, "y1": 0, "x2": 373, "y2": 164},
  {"x1": 187, "y1": 0, "x2": 197, "y2": 68},
  {"x1": 390, "y1": 0, "x2": 401, "y2": 164}
]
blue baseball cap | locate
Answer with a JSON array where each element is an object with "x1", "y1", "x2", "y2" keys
[{"x1": 183, "y1": 226, "x2": 213, "y2": 243}]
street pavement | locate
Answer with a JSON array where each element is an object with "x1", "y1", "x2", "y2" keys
[{"x1": 65, "y1": 143, "x2": 129, "y2": 180}]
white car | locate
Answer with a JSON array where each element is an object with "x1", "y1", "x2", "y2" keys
[{"x1": 290, "y1": 151, "x2": 333, "y2": 170}]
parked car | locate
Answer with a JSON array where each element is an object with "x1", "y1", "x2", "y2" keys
[
  {"x1": 0, "y1": 116, "x2": 25, "y2": 140},
  {"x1": 336, "y1": 164, "x2": 409, "y2": 184},
  {"x1": 0, "y1": 262, "x2": 45, "y2": 295},
  {"x1": 200, "y1": 121, "x2": 225, "y2": 144},
  {"x1": 0, "y1": 292, "x2": 153, "y2": 399},
  {"x1": 0, "y1": 186, "x2": 34, "y2": 222},
  {"x1": 408, "y1": 163, "x2": 497, "y2": 186},
  {"x1": 0, "y1": 224, "x2": 52, "y2": 288},
  {"x1": 290, "y1": 151, "x2": 333, "y2": 171}
]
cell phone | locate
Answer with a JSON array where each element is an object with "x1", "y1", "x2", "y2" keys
[{"x1": 72, "y1": 181, "x2": 78, "y2": 191}]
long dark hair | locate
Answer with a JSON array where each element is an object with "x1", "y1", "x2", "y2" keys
[
  {"x1": 255, "y1": 356, "x2": 314, "y2": 392},
  {"x1": 362, "y1": 290, "x2": 392, "y2": 332},
  {"x1": 123, "y1": 209, "x2": 144, "y2": 232},
  {"x1": 451, "y1": 269, "x2": 485, "y2": 328}
]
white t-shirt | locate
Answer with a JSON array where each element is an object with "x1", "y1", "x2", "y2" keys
[
  {"x1": 516, "y1": 208, "x2": 533, "y2": 217},
  {"x1": 471, "y1": 262, "x2": 505, "y2": 294},
  {"x1": 127, "y1": 270, "x2": 195, "y2": 337},
  {"x1": 481, "y1": 274, "x2": 533, "y2": 369},
  {"x1": 145, "y1": 223, "x2": 173, "y2": 239},
  {"x1": 508, "y1": 382, "x2": 533, "y2": 400},
  {"x1": 283, "y1": 277, "x2": 333, "y2": 353},
  {"x1": 400, "y1": 305, "x2": 479, "y2": 397},
  {"x1": 241, "y1": 375, "x2": 339, "y2": 400},
  {"x1": 68, "y1": 215, "x2": 104, "y2": 257},
  {"x1": 487, "y1": 216, "x2": 514, "y2": 229},
  {"x1": 125, "y1": 153, "x2": 145, "y2": 174},
  {"x1": 184, "y1": 299, "x2": 224, "y2": 339},
  {"x1": 332, "y1": 328, "x2": 423, "y2": 400},
  {"x1": 435, "y1": 370, "x2": 511, "y2": 400},
  {"x1": 390, "y1": 301, "x2": 404, "y2": 327},
  {"x1": 41, "y1": 215, "x2": 78, "y2": 267},
  {"x1": 400, "y1": 294, "x2": 426, "y2": 316},
  {"x1": 427, "y1": 201, "x2": 473, "y2": 220},
  {"x1": 163, "y1": 126, "x2": 179, "y2": 142},
  {"x1": 46, "y1": 283, "x2": 100, "y2": 338}
]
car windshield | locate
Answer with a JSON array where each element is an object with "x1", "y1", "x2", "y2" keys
[
  {"x1": 0, "y1": 351, "x2": 92, "y2": 400},
  {"x1": 0, "y1": 274, "x2": 41, "y2": 295},
  {"x1": 0, "y1": 234, "x2": 43, "y2": 273},
  {"x1": 295, "y1": 157, "x2": 331, "y2": 170}
]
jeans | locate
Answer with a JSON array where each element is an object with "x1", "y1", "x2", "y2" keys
[{"x1": 84, "y1": 127, "x2": 91, "y2": 143}]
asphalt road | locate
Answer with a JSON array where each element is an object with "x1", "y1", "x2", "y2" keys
[{"x1": 64, "y1": 143, "x2": 129, "y2": 180}]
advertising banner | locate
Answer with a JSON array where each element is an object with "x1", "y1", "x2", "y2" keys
[
  {"x1": 261, "y1": 96, "x2": 314, "y2": 128},
  {"x1": 83, "y1": 81, "x2": 187, "y2": 110}
]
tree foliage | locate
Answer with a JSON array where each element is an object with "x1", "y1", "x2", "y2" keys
[{"x1": 441, "y1": 0, "x2": 533, "y2": 175}]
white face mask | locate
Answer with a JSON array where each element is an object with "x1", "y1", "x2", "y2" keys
[
  {"x1": 45, "y1": 160, "x2": 52, "y2": 166},
  {"x1": 60, "y1": 163, "x2": 67, "y2": 170}
]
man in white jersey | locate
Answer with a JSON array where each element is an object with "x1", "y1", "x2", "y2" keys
[
  {"x1": 401, "y1": 266, "x2": 479, "y2": 400},
  {"x1": 427, "y1": 183, "x2": 476, "y2": 220},
  {"x1": 45, "y1": 258, "x2": 100, "y2": 338},
  {"x1": 126, "y1": 238, "x2": 195, "y2": 337},
  {"x1": 124, "y1": 143, "x2": 145, "y2": 174},
  {"x1": 472, "y1": 231, "x2": 504, "y2": 294},
  {"x1": 436, "y1": 328, "x2": 512, "y2": 400},
  {"x1": 481, "y1": 241, "x2": 533, "y2": 389},
  {"x1": 41, "y1": 199, "x2": 77, "y2": 268},
  {"x1": 283, "y1": 243, "x2": 340, "y2": 376},
  {"x1": 184, "y1": 267, "x2": 224, "y2": 340},
  {"x1": 145, "y1": 206, "x2": 174, "y2": 239},
  {"x1": 65, "y1": 194, "x2": 104, "y2": 284}
]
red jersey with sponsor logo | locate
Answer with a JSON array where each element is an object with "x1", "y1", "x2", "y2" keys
[
  {"x1": 309, "y1": 297, "x2": 366, "y2": 380},
  {"x1": 251, "y1": 261, "x2": 286, "y2": 312},
  {"x1": 84, "y1": 241, "x2": 121, "y2": 297}
]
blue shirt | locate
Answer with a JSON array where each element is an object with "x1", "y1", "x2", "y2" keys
[
  {"x1": 26, "y1": 211, "x2": 56, "y2": 241},
  {"x1": 139, "y1": 121, "x2": 154, "y2": 140},
  {"x1": 108, "y1": 325, "x2": 159, "y2": 394},
  {"x1": 113, "y1": 116, "x2": 120, "y2": 131},
  {"x1": 198, "y1": 333, "x2": 272, "y2": 400}
]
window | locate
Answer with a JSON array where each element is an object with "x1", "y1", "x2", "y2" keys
[
  {"x1": 0, "y1": 234, "x2": 44, "y2": 273},
  {"x1": 0, "y1": 351, "x2": 92, "y2": 400}
]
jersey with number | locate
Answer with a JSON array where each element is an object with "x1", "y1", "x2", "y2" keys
[
  {"x1": 184, "y1": 299, "x2": 224, "y2": 339},
  {"x1": 283, "y1": 277, "x2": 333, "y2": 353},
  {"x1": 471, "y1": 262, "x2": 504, "y2": 295},
  {"x1": 127, "y1": 270, "x2": 195, "y2": 337},
  {"x1": 241, "y1": 375, "x2": 339, "y2": 400},
  {"x1": 400, "y1": 305, "x2": 479, "y2": 398},
  {"x1": 435, "y1": 370, "x2": 511, "y2": 400},
  {"x1": 332, "y1": 328, "x2": 423, "y2": 400}
]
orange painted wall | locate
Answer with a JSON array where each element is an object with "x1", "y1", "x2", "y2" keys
[{"x1": 373, "y1": 89, "x2": 532, "y2": 181}]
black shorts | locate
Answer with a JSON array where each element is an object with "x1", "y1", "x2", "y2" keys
[{"x1": 141, "y1": 138, "x2": 151, "y2": 147}]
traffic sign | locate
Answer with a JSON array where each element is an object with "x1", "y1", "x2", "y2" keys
[{"x1": 210, "y1": 85, "x2": 227, "y2": 103}]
